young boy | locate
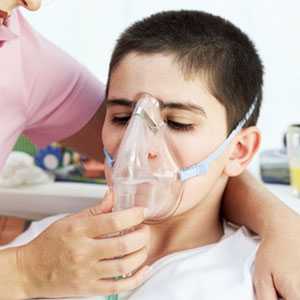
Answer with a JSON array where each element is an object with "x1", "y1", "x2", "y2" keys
[{"x1": 100, "y1": 9, "x2": 263, "y2": 299}]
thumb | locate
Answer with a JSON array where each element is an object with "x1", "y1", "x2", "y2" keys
[
  {"x1": 97, "y1": 190, "x2": 114, "y2": 213},
  {"x1": 75, "y1": 189, "x2": 114, "y2": 218}
]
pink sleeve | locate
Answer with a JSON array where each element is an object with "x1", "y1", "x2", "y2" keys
[
  {"x1": 22, "y1": 25, "x2": 105, "y2": 148},
  {"x1": 0, "y1": 10, "x2": 105, "y2": 171},
  {"x1": 0, "y1": 109, "x2": 26, "y2": 171},
  {"x1": 24, "y1": 65, "x2": 105, "y2": 148}
]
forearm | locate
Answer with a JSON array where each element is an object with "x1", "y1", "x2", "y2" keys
[
  {"x1": 223, "y1": 170, "x2": 300, "y2": 237},
  {"x1": 0, "y1": 247, "x2": 27, "y2": 299}
]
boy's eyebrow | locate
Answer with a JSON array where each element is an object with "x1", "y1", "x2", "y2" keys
[
  {"x1": 106, "y1": 98, "x2": 207, "y2": 117},
  {"x1": 106, "y1": 98, "x2": 134, "y2": 108},
  {"x1": 163, "y1": 102, "x2": 207, "y2": 117}
]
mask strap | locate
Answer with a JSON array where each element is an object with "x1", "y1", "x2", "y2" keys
[
  {"x1": 103, "y1": 148, "x2": 114, "y2": 168},
  {"x1": 179, "y1": 97, "x2": 258, "y2": 181}
]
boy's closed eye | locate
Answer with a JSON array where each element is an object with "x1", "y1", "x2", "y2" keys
[
  {"x1": 110, "y1": 113, "x2": 198, "y2": 132},
  {"x1": 106, "y1": 97, "x2": 206, "y2": 133}
]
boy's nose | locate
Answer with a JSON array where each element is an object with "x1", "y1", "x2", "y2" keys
[{"x1": 148, "y1": 151, "x2": 158, "y2": 160}]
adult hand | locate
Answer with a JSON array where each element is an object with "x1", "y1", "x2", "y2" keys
[
  {"x1": 254, "y1": 213, "x2": 300, "y2": 300},
  {"x1": 17, "y1": 191, "x2": 150, "y2": 299}
]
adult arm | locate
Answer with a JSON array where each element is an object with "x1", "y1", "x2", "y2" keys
[{"x1": 223, "y1": 170, "x2": 300, "y2": 300}]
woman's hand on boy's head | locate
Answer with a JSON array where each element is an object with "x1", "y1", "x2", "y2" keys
[{"x1": 254, "y1": 213, "x2": 300, "y2": 300}]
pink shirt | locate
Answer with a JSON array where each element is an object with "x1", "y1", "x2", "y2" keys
[{"x1": 0, "y1": 9, "x2": 105, "y2": 170}]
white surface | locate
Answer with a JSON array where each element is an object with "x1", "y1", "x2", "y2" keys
[
  {"x1": 0, "y1": 182, "x2": 107, "y2": 220},
  {"x1": 0, "y1": 181, "x2": 299, "y2": 220}
]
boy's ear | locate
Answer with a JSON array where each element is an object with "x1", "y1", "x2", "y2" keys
[{"x1": 224, "y1": 126, "x2": 261, "y2": 177}]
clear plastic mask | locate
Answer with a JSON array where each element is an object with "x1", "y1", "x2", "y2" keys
[{"x1": 106, "y1": 94, "x2": 182, "y2": 221}]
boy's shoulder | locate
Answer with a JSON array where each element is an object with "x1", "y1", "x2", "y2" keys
[{"x1": 129, "y1": 223, "x2": 260, "y2": 300}]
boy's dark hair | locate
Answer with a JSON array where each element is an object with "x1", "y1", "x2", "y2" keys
[{"x1": 107, "y1": 10, "x2": 264, "y2": 132}]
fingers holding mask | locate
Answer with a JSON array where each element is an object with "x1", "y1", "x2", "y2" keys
[
  {"x1": 72, "y1": 198, "x2": 150, "y2": 296},
  {"x1": 75, "y1": 189, "x2": 114, "y2": 218},
  {"x1": 85, "y1": 207, "x2": 146, "y2": 238},
  {"x1": 93, "y1": 246, "x2": 148, "y2": 279},
  {"x1": 91, "y1": 224, "x2": 150, "y2": 260},
  {"x1": 72, "y1": 190, "x2": 146, "y2": 238}
]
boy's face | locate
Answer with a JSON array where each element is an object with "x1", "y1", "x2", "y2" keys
[{"x1": 102, "y1": 52, "x2": 257, "y2": 216}]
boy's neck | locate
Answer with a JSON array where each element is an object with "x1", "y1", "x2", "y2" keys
[{"x1": 146, "y1": 177, "x2": 227, "y2": 265}]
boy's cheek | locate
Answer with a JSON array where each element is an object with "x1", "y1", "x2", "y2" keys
[
  {"x1": 102, "y1": 122, "x2": 126, "y2": 152},
  {"x1": 176, "y1": 161, "x2": 229, "y2": 214},
  {"x1": 174, "y1": 175, "x2": 216, "y2": 215}
]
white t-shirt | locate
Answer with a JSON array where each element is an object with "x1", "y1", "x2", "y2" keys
[{"x1": 1, "y1": 215, "x2": 259, "y2": 300}]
